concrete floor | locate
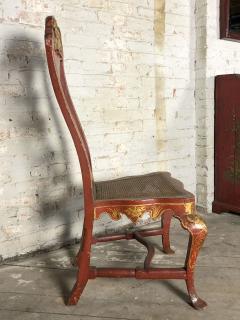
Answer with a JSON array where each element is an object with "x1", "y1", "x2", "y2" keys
[{"x1": 0, "y1": 213, "x2": 239, "y2": 320}]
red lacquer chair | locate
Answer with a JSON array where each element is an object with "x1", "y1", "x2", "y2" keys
[{"x1": 45, "y1": 16, "x2": 207, "y2": 310}]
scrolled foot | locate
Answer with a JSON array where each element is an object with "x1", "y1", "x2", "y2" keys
[
  {"x1": 186, "y1": 275, "x2": 207, "y2": 309},
  {"x1": 190, "y1": 296, "x2": 207, "y2": 310}
]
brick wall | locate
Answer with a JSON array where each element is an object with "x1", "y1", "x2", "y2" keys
[
  {"x1": 196, "y1": 0, "x2": 240, "y2": 212},
  {"x1": 0, "y1": 0, "x2": 196, "y2": 260}
]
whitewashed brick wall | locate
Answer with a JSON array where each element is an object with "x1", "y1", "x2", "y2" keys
[
  {"x1": 195, "y1": 0, "x2": 208, "y2": 211},
  {"x1": 0, "y1": 0, "x2": 196, "y2": 260},
  {"x1": 164, "y1": 0, "x2": 196, "y2": 191},
  {"x1": 196, "y1": 0, "x2": 240, "y2": 212}
]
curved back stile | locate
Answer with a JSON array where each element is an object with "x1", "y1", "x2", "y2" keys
[{"x1": 45, "y1": 16, "x2": 94, "y2": 215}]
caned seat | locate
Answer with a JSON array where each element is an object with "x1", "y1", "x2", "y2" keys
[
  {"x1": 95, "y1": 172, "x2": 193, "y2": 200},
  {"x1": 45, "y1": 16, "x2": 208, "y2": 310}
]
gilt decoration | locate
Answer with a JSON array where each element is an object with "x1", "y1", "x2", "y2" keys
[
  {"x1": 180, "y1": 213, "x2": 208, "y2": 270},
  {"x1": 95, "y1": 201, "x2": 195, "y2": 224},
  {"x1": 45, "y1": 17, "x2": 63, "y2": 59},
  {"x1": 52, "y1": 19, "x2": 63, "y2": 59}
]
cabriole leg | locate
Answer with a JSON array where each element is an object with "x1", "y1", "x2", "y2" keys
[
  {"x1": 179, "y1": 212, "x2": 208, "y2": 309},
  {"x1": 161, "y1": 210, "x2": 175, "y2": 254}
]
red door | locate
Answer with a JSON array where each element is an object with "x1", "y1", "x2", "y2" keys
[{"x1": 213, "y1": 74, "x2": 240, "y2": 213}]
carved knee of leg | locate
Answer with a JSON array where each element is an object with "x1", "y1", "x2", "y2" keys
[
  {"x1": 180, "y1": 212, "x2": 208, "y2": 310},
  {"x1": 182, "y1": 213, "x2": 207, "y2": 272}
]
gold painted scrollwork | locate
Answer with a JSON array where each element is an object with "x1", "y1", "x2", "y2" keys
[
  {"x1": 185, "y1": 213, "x2": 208, "y2": 233},
  {"x1": 184, "y1": 202, "x2": 194, "y2": 215},
  {"x1": 124, "y1": 206, "x2": 147, "y2": 223},
  {"x1": 52, "y1": 19, "x2": 63, "y2": 58},
  {"x1": 106, "y1": 208, "x2": 122, "y2": 221},
  {"x1": 149, "y1": 206, "x2": 164, "y2": 220},
  {"x1": 97, "y1": 205, "x2": 165, "y2": 224},
  {"x1": 95, "y1": 201, "x2": 195, "y2": 224}
]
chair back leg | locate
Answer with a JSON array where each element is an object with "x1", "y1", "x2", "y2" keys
[{"x1": 67, "y1": 218, "x2": 94, "y2": 305}]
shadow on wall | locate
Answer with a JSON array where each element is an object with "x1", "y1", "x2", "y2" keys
[{"x1": 2, "y1": 34, "x2": 84, "y2": 260}]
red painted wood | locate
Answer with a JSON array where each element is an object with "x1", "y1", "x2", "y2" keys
[
  {"x1": 45, "y1": 16, "x2": 207, "y2": 310},
  {"x1": 89, "y1": 267, "x2": 187, "y2": 279},
  {"x1": 213, "y1": 75, "x2": 240, "y2": 214},
  {"x1": 161, "y1": 210, "x2": 175, "y2": 254},
  {"x1": 134, "y1": 231, "x2": 155, "y2": 269},
  {"x1": 220, "y1": 0, "x2": 240, "y2": 42},
  {"x1": 94, "y1": 197, "x2": 194, "y2": 207},
  {"x1": 93, "y1": 228, "x2": 164, "y2": 244},
  {"x1": 135, "y1": 268, "x2": 186, "y2": 280}
]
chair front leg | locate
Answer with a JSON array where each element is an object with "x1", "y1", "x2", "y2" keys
[
  {"x1": 161, "y1": 210, "x2": 175, "y2": 254},
  {"x1": 178, "y1": 212, "x2": 208, "y2": 309}
]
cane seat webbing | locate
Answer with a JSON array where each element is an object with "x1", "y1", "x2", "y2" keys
[{"x1": 95, "y1": 172, "x2": 193, "y2": 200}]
